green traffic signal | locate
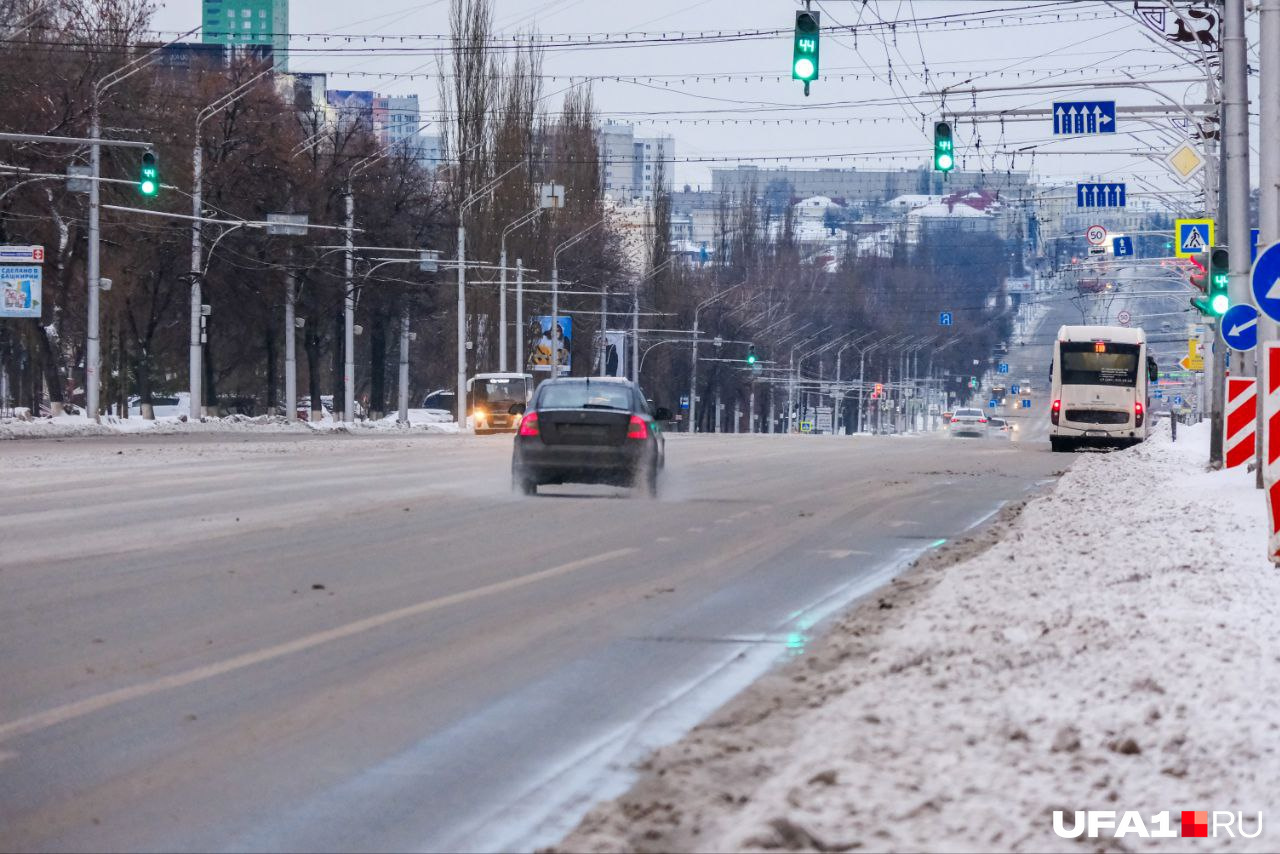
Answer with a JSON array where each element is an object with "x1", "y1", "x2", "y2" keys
[
  {"x1": 792, "y1": 10, "x2": 820, "y2": 87},
  {"x1": 1208, "y1": 246, "x2": 1229, "y2": 316},
  {"x1": 933, "y1": 122, "x2": 954, "y2": 173},
  {"x1": 746, "y1": 346, "x2": 757, "y2": 365},
  {"x1": 138, "y1": 150, "x2": 159, "y2": 197}
]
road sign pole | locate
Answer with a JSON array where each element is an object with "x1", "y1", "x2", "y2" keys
[
  {"x1": 1265, "y1": 343, "x2": 1280, "y2": 562},
  {"x1": 1258, "y1": 0, "x2": 1280, "y2": 488},
  {"x1": 86, "y1": 98, "x2": 101, "y2": 421}
]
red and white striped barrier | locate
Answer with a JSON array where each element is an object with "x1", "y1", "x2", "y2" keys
[
  {"x1": 1225, "y1": 376, "x2": 1258, "y2": 469},
  {"x1": 1265, "y1": 343, "x2": 1280, "y2": 564}
]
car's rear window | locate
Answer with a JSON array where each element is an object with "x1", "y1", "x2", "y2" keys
[
  {"x1": 539, "y1": 383, "x2": 632, "y2": 411},
  {"x1": 955, "y1": 409, "x2": 983, "y2": 417}
]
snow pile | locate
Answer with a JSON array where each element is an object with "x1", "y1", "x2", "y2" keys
[
  {"x1": 0, "y1": 410, "x2": 460, "y2": 440},
  {"x1": 556, "y1": 423, "x2": 1280, "y2": 853}
]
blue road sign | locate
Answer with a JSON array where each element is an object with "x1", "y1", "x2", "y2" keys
[
  {"x1": 1252, "y1": 243, "x2": 1280, "y2": 323},
  {"x1": 1053, "y1": 101, "x2": 1116, "y2": 135},
  {"x1": 939, "y1": 311, "x2": 953, "y2": 326},
  {"x1": 1076, "y1": 182, "x2": 1126, "y2": 208},
  {"x1": 1113, "y1": 236, "x2": 1134, "y2": 257},
  {"x1": 679, "y1": 395, "x2": 690, "y2": 410},
  {"x1": 988, "y1": 399, "x2": 998, "y2": 408},
  {"x1": 1155, "y1": 389, "x2": 1163, "y2": 400},
  {"x1": 1222, "y1": 304, "x2": 1259, "y2": 352},
  {"x1": 998, "y1": 363, "x2": 1009, "y2": 374},
  {"x1": 1174, "y1": 395, "x2": 1183, "y2": 405},
  {"x1": 1011, "y1": 384, "x2": 1020, "y2": 395},
  {"x1": 1021, "y1": 398, "x2": 1032, "y2": 409},
  {"x1": 1177, "y1": 220, "x2": 1212, "y2": 256}
]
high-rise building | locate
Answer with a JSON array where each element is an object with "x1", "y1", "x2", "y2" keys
[
  {"x1": 598, "y1": 121, "x2": 676, "y2": 203},
  {"x1": 202, "y1": 0, "x2": 289, "y2": 70}
]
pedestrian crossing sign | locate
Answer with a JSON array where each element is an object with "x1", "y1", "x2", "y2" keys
[{"x1": 1174, "y1": 218, "x2": 1214, "y2": 258}]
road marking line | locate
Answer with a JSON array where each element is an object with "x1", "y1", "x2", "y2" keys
[
  {"x1": 808, "y1": 549, "x2": 871, "y2": 559},
  {"x1": 0, "y1": 547, "x2": 638, "y2": 744}
]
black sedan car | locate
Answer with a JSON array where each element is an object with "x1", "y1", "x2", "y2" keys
[{"x1": 511, "y1": 378, "x2": 669, "y2": 497}]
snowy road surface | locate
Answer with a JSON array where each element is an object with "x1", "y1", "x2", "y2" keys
[
  {"x1": 0, "y1": 431, "x2": 1065, "y2": 851},
  {"x1": 557, "y1": 422, "x2": 1280, "y2": 853}
]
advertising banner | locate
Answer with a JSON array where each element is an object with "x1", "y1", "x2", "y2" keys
[
  {"x1": 0, "y1": 266, "x2": 41, "y2": 318},
  {"x1": 598, "y1": 330, "x2": 628, "y2": 378},
  {"x1": 527, "y1": 316, "x2": 572, "y2": 373}
]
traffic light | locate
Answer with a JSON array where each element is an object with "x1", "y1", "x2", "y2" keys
[
  {"x1": 933, "y1": 122, "x2": 954, "y2": 173},
  {"x1": 746, "y1": 345, "x2": 757, "y2": 365},
  {"x1": 1209, "y1": 247, "x2": 1229, "y2": 316},
  {"x1": 138, "y1": 150, "x2": 159, "y2": 197},
  {"x1": 1188, "y1": 251, "x2": 1211, "y2": 315},
  {"x1": 792, "y1": 10, "x2": 820, "y2": 94},
  {"x1": 873, "y1": 382, "x2": 884, "y2": 399}
]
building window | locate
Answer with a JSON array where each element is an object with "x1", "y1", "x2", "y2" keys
[{"x1": 242, "y1": 9, "x2": 251, "y2": 17}]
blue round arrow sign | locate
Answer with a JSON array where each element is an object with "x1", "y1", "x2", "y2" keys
[
  {"x1": 1222, "y1": 303, "x2": 1259, "y2": 352},
  {"x1": 1251, "y1": 242, "x2": 1280, "y2": 323}
]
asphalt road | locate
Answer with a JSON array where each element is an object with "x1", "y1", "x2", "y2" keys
[{"x1": 0, "y1": 428, "x2": 1067, "y2": 852}]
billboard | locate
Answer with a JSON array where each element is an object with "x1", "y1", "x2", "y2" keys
[
  {"x1": 0, "y1": 266, "x2": 41, "y2": 318},
  {"x1": 326, "y1": 89, "x2": 374, "y2": 130},
  {"x1": 527, "y1": 316, "x2": 572, "y2": 373},
  {"x1": 598, "y1": 330, "x2": 629, "y2": 378}
]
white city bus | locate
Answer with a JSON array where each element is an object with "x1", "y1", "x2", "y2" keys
[{"x1": 1049, "y1": 325, "x2": 1157, "y2": 452}]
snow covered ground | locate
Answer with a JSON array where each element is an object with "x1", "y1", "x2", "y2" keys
[
  {"x1": 555, "y1": 422, "x2": 1280, "y2": 852},
  {"x1": 0, "y1": 409, "x2": 459, "y2": 440}
]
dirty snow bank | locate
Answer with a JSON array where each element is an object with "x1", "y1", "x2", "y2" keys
[
  {"x1": 0, "y1": 410, "x2": 459, "y2": 440},
  {"x1": 555, "y1": 423, "x2": 1280, "y2": 853}
]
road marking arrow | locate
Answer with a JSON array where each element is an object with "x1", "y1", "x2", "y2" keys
[{"x1": 1266, "y1": 277, "x2": 1280, "y2": 301}]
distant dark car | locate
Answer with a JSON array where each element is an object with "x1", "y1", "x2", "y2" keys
[{"x1": 511, "y1": 378, "x2": 669, "y2": 497}]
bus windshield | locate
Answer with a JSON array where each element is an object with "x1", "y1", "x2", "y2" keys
[
  {"x1": 473, "y1": 378, "x2": 527, "y2": 408},
  {"x1": 1060, "y1": 342, "x2": 1140, "y2": 387}
]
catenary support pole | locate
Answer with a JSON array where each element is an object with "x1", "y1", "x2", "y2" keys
[
  {"x1": 515, "y1": 259, "x2": 525, "y2": 374},
  {"x1": 343, "y1": 190, "x2": 356, "y2": 423},
  {"x1": 189, "y1": 141, "x2": 203, "y2": 421},
  {"x1": 398, "y1": 305, "x2": 410, "y2": 425},
  {"x1": 499, "y1": 243, "x2": 508, "y2": 372},
  {"x1": 457, "y1": 222, "x2": 467, "y2": 424},
  {"x1": 1224, "y1": 0, "x2": 1253, "y2": 368},
  {"x1": 86, "y1": 97, "x2": 101, "y2": 421},
  {"x1": 284, "y1": 261, "x2": 297, "y2": 421}
]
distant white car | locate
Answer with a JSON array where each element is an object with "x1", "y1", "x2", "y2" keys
[
  {"x1": 949, "y1": 407, "x2": 989, "y2": 438},
  {"x1": 128, "y1": 393, "x2": 190, "y2": 418}
]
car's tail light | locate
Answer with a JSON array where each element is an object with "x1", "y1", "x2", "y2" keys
[
  {"x1": 518, "y1": 412, "x2": 540, "y2": 436},
  {"x1": 627, "y1": 415, "x2": 649, "y2": 439},
  {"x1": 1051, "y1": 399, "x2": 1061, "y2": 425},
  {"x1": 950, "y1": 417, "x2": 959, "y2": 423},
  {"x1": 1134, "y1": 401, "x2": 1144, "y2": 428},
  {"x1": 979, "y1": 418, "x2": 988, "y2": 424}
]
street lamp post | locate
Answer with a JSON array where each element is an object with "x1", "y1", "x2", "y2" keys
[
  {"x1": 189, "y1": 69, "x2": 271, "y2": 420},
  {"x1": 552, "y1": 218, "x2": 608, "y2": 379},
  {"x1": 83, "y1": 28, "x2": 198, "y2": 420},
  {"x1": 456, "y1": 161, "x2": 526, "y2": 424},
  {"x1": 688, "y1": 281, "x2": 746, "y2": 433},
  {"x1": 500, "y1": 206, "x2": 543, "y2": 372}
]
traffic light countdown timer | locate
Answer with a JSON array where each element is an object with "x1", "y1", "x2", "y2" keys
[
  {"x1": 138, "y1": 149, "x2": 160, "y2": 197},
  {"x1": 792, "y1": 10, "x2": 820, "y2": 96},
  {"x1": 933, "y1": 122, "x2": 954, "y2": 173}
]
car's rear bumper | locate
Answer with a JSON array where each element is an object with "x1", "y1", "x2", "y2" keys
[{"x1": 514, "y1": 440, "x2": 654, "y2": 484}]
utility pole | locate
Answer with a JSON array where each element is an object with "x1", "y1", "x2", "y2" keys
[
  {"x1": 343, "y1": 188, "x2": 356, "y2": 422},
  {"x1": 516, "y1": 259, "x2": 525, "y2": 374},
  {"x1": 284, "y1": 260, "x2": 297, "y2": 421},
  {"x1": 1223, "y1": 0, "x2": 1252, "y2": 369},
  {"x1": 1210, "y1": 99, "x2": 1228, "y2": 468},
  {"x1": 398, "y1": 305, "x2": 411, "y2": 425}
]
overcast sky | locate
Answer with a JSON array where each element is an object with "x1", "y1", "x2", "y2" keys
[{"x1": 149, "y1": 0, "x2": 1259, "y2": 206}]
